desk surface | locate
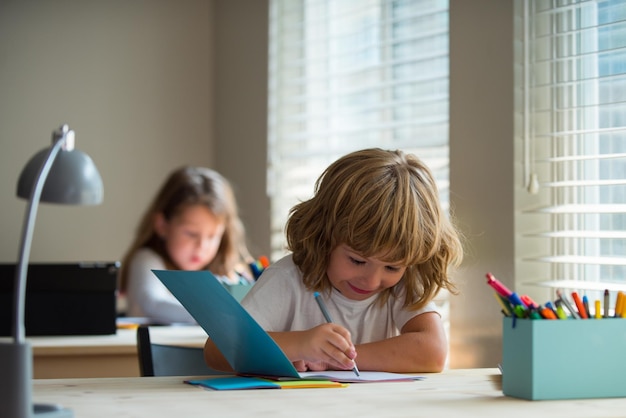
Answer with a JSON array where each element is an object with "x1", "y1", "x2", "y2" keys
[
  {"x1": 33, "y1": 368, "x2": 626, "y2": 417},
  {"x1": 29, "y1": 325, "x2": 208, "y2": 356},
  {"x1": 25, "y1": 325, "x2": 208, "y2": 378}
]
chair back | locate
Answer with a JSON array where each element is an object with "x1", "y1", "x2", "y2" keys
[{"x1": 136, "y1": 325, "x2": 224, "y2": 377}]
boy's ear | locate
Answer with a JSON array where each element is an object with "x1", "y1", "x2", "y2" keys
[{"x1": 153, "y1": 212, "x2": 168, "y2": 238}]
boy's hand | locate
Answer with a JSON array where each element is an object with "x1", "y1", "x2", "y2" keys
[
  {"x1": 297, "y1": 324, "x2": 357, "y2": 370},
  {"x1": 292, "y1": 359, "x2": 331, "y2": 371}
]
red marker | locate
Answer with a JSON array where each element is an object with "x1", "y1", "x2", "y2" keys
[
  {"x1": 521, "y1": 294, "x2": 539, "y2": 309},
  {"x1": 486, "y1": 273, "x2": 513, "y2": 299}
]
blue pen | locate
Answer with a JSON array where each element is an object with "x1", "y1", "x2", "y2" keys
[{"x1": 313, "y1": 292, "x2": 360, "y2": 377}]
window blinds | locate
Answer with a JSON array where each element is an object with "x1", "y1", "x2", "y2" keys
[
  {"x1": 516, "y1": 0, "x2": 626, "y2": 300},
  {"x1": 268, "y1": 0, "x2": 450, "y2": 260}
]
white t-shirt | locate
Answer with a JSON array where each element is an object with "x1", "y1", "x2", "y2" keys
[
  {"x1": 241, "y1": 254, "x2": 437, "y2": 344},
  {"x1": 124, "y1": 248, "x2": 197, "y2": 324}
]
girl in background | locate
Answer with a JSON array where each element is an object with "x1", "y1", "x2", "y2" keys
[{"x1": 119, "y1": 166, "x2": 253, "y2": 324}]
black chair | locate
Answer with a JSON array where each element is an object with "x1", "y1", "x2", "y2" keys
[{"x1": 136, "y1": 325, "x2": 225, "y2": 377}]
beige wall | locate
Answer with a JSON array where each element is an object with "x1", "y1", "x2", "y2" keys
[
  {"x1": 0, "y1": 0, "x2": 513, "y2": 369},
  {"x1": 0, "y1": 0, "x2": 271, "y2": 264},
  {"x1": 213, "y1": 0, "x2": 271, "y2": 258},
  {"x1": 449, "y1": 0, "x2": 514, "y2": 368}
]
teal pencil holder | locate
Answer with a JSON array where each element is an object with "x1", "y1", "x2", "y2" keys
[{"x1": 502, "y1": 316, "x2": 626, "y2": 400}]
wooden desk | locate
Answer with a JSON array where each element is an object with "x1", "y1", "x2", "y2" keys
[
  {"x1": 31, "y1": 368, "x2": 626, "y2": 417},
  {"x1": 29, "y1": 326, "x2": 208, "y2": 378}
]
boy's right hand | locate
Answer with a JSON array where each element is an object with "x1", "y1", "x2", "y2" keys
[{"x1": 297, "y1": 323, "x2": 357, "y2": 371}]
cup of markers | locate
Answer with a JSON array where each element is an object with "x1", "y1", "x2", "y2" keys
[
  {"x1": 249, "y1": 256, "x2": 270, "y2": 280},
  {"x1": 489, "y1": 272, "x2": 626, "y2": 400},
  {"x1": 485, "y1": 272, "x2": 626, "y2": 319}
]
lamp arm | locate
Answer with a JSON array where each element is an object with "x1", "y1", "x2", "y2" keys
[{"x1": 13, "y1": 136, "x2": 66, "y2": 344}]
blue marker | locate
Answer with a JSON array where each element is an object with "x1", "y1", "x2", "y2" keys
[{"x1": 508, "y1": 292, "x2": 527, "y2": 308}]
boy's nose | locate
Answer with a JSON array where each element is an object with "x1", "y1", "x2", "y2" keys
[{"x1": 359, "y1": 270, "x2": 381, "y2": 289}]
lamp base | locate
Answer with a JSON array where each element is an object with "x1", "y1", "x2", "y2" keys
[{"x1": 0, "y1": 341, "x2": 73, "y2": 418}]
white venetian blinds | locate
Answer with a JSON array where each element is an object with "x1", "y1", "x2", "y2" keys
[
  {"x1": 516, "y1": 0, "x2": 626, "y2": 299},
  {"x1": 267, "y1": 0, "x2": 450, "y2": 260}
]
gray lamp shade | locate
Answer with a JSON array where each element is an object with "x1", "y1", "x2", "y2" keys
[{"x1": 16, "y1": 147, "x2": 103, "y2": 205}]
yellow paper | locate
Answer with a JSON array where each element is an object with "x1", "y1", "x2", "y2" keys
[{"x1": 274, "y1": 380, "x2": 347, "y2": 389}]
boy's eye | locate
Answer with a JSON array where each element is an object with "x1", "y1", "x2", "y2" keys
[{"x1": 348, "y1": 256, "x2": 365, "y2": 265}]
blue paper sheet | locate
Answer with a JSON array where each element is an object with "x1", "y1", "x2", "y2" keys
[{"x1": 153, "y1": 269, "x2": 300, "y2": 379}]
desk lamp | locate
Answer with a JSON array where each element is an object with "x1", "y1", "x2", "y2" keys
[{"x1": 0, "y1": 124, "x2": 103, "y2": 418}]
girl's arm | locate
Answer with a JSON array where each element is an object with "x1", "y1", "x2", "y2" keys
[
  {"x1": 352, "y1": 311, "x2": 448, "y2": 373},
  {"x1": 126, "y1": 250, "x2": 196, "y2": 324}
]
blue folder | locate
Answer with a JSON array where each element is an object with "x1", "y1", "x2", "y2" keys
[{"x1": 152, "y1": 269, "x2": 301, "y2": 379}]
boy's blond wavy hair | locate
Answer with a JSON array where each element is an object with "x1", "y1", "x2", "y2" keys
[{"x1": 286, "y1": 148, "x2": 463, "y2": 310}]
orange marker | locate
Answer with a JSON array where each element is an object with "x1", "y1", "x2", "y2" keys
[
  {"x1": 572, "y1": 292, "x2": 589, "y2": 319},
  {"x1": 258, "y1": 255, "x2": 270, "y2": 268},
  {"x1": 615, "y1": 291, "x2": 625, "y2": 318},
  {"x1": 539, "y1": 306, "x2": 558, "y2": 320}
]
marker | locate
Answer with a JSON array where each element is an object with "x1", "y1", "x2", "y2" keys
[
  {"x1": 508, "y1": 292, "x2": 527, "y2": 308},
  {"x1": 313, "y1": 292, "x2": 360, "y2": 377},
  {"x1": 555, "y1": 305, "x2": 568, "y2": 320},
  {"x1": 507, "y1": 293, "x2": 528, "y2": 318},
  {"x1": 513, "y1": 305, "x2": 528, "y2": 318},
  {"x1": 556, "y1": 290, "x2": 579, "y2": 319},
  {"x1": 521, "y1": 294, "x2": 539, "y2": 309},
  {"x1": 594, "y1": 300, "x2": 602, "y2": 319},
  {"x1": 582, "y1": 295, "x2": 591, "y2": 318},
  {"x1": 486, "y1": 273, "x2": 513, "y2": 299},
  {"x1": 258, "y1": 255, "x2": 270, "y2": 268},
  {"x1": 249, "y1": 260, "x2": 264, "y2": 279},
  {"x1": 528, "y1": 308, "x2": 542, "y2": 319},
  {"x1": 604, "y1": 289, "x2": 610, "y2": 318},
  {"x1": 249, "y1": 256, "x2": 271, "y2": 279},
  {"x1": 572, "y1": 292, "x2": 588, "y2": 319},
  {"x1": 615, "y1": 292, "x2": 625, "y2": 318},
  {"x1": 538, "y1": 306, "x2": 557, "y2": 320},
  {"x1": 544, "y1": 301, "x2": 558, "y2": 317},
  {"x1": 492, "y1": 292, "x2": 513, "y2": 317}
]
